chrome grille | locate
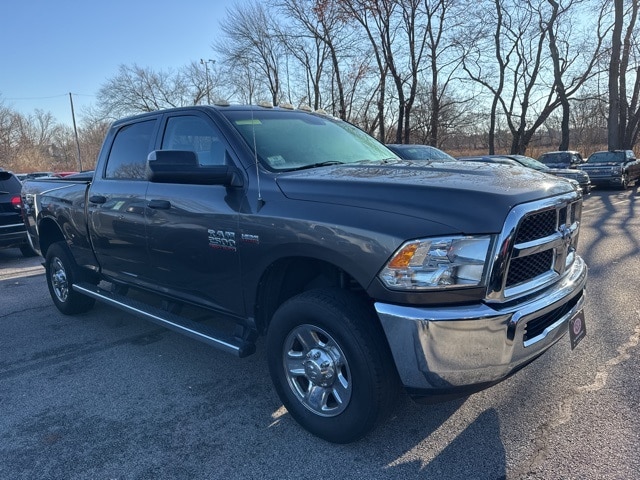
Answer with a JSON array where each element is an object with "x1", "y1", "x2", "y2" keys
[
  {"x1": 487, "y1": 192, "x2": 582, "y2": 302},
  {"x1": 507, "y1": 250, "x2": 554, "y2": 286},
  {"x1": 515, "y1": 209, "x2": 556, "y2": 243}
]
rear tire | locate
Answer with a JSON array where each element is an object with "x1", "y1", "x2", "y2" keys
[
  {"x1": 266, "y1": 289, "x2": 400, "y2": 443},
  {"x1": 45, "y1": 242, "x2": 95, "y2": 315}
]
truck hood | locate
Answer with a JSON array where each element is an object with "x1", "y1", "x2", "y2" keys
[
  {"x1": 581, "y1": 162, "x2": 621, "y2": 167},
  {"x1": 547, "y1": 167, "x2": 585, "y2": 175},
  {"x1": 275, "y1": 160, "x2": 574, "y2": 233}
]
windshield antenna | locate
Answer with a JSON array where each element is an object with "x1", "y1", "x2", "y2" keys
[{"x1": 250, "y1": 107, "x2": 265, "y2": 210}]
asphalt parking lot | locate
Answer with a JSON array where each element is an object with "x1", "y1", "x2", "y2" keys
[{"x1": 1, "y1": 188, "x2": 639, "y2": 479}]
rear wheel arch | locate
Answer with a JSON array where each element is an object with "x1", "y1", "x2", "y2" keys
[
  {"x1": 37, "y1": 217, "x2": 66, "y2": 258},
  {"x1": 45, "y1": 241, "x2": 96, "y2": 315}
]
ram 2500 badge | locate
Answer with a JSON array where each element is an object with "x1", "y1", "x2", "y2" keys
[{"x1": 22, "y1": 104, "x2": 587, "y2": 443}]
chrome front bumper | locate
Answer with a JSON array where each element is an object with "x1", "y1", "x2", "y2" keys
[{"x1": 375, "y1": 256, "x2": 587, "y2": 395}]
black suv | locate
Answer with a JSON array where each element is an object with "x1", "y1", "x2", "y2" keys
[{"x1": 0, "y1": 169, "x2": 36, "y2": 256}]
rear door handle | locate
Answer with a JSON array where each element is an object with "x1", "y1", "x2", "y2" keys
[
  {"x1": 148, "y1": 199, "x2": 171, "y2": 209},
  {"x1": 89, "y1": 195, "x2": 106, "y2": 204}
]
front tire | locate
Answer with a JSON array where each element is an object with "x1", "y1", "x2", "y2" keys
[
  {"x1": 45, "y1": 242, "x2": 95, "y2": 315},
  {"x1": 266, "y1": 289, "x2": 400, "y2": 443}
]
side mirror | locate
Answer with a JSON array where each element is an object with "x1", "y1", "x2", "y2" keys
[{"x1": 146, "y1": 150, "x2": 243, "y2": 187}]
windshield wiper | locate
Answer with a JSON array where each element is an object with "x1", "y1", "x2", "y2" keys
[{"x1": 287, "y1": 161, "x2": 346, "y2": 171}]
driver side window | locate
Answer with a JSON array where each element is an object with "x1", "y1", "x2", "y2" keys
[{"x1": 161, "y1": 116, "x2": 226, "y2": 166}]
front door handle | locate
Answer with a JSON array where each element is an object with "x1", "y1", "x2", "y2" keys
[{"x1": 148, "y1": 199, "x2": 171, "y2": 209}]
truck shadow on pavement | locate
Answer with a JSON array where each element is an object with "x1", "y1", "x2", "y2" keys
[{"x1": 1, "y1": 268, "x2": 507, "y2": 480}]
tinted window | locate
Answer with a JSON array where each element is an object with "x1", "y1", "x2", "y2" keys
[
  {"x1": 388, "y1": 145, "x2": 456, "y2": 161},
  {"x1": 105, "y1": 120, "x2": 157, "y2": 179},
  {"x1": 161, "y1": 116, "x2": 225, "y2": 166},
  {"x1": 0, "y1": 172, "x2": 22, "y2": 193},
  {"x1": 538, "y1": 153, "x2": 568, "y2": 165},
  {"x1": 586, "y1": 152, "x2": 625, "y2": 164}
]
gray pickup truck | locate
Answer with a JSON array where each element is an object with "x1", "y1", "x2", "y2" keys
[{"x1": 22, "y1": 104, "x2": 588, "y2": 443}]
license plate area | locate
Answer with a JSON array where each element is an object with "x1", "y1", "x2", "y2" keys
[{"x1": 569, "y1": 309, "x2": 586, "y2": 350}]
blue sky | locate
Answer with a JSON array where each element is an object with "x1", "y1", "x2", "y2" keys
[{"x1": 1, "y1": 0, "x2": 242, "y2": 125}]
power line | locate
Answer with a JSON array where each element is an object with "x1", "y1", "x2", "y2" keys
[{"x1": 3, "y1": 93, "x2": 95, "y2": 101}]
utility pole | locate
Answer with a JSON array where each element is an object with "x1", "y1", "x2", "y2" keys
[
  {"x1": 200, "y1": 59, "x2": 215, "y2": 104},
  {"x1": 69, "y1": 93, "x2": 83, "y2": 171}
]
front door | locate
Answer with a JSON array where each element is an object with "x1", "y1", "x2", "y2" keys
[{"x1": 145, "y1": 113, "x2": 246, "y2": 316}]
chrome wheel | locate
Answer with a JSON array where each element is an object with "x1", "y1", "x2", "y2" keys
[
  {"x1": 267, "y1": 289, "x2": 399, "y2": 442},
  {"x1": 50, "y1": 257, "x2": 69, "y2": 303},
  {"x1": 45, "y1": 242, "x2": 95, "y2": 315},
  {"x1": 282, "y1": 324, "x2": 352, "y2": 417}
]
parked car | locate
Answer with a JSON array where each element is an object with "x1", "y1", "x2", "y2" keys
[
  {"x1": 537, "y1": 151, "x2": 585, "y2": 169},
  {"x1": 458, "y1": 154, "x2": 591, "y2": 194},
  {"x1": 386, "y1": 143, "x2": 457, "y2": 161},
  {"x1": 25, "y1": 171, "x2": 55, "y2": 179},
  {"x1": 578, "y1": 150, "x2": 640, "y2": 189},
  {"x1": 0, "y1": 169, "x2": 36, "y2": 256}
]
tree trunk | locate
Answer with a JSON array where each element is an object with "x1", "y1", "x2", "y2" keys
[{"x1": 608, "y1": 0, "x2": 624, "y2": 150}]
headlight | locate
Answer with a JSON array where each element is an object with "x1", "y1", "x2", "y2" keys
[
  {"x1": 612, "y1": 166, "x2": 622, "y2": 174},
  {"x1": 379, "y1": 236, "x2": 493, "y2": 290}
]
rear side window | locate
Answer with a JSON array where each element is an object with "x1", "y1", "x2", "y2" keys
[
  {"x1": 0, "y1": 172, "x2": 21, "y2": 193},
  {"x1": 105, "y1": 120, "x2": 157, "y2": 180}
]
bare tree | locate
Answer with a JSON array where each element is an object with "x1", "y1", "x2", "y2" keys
[
  {"x1": 0, "y1": 101, "x2": 18, "y2": 166},
  {"x1": 97, "y1": 64, "x2": 192, "y2": 119},
  {"x1": 545, "y1": 0, "x2": 607, "y2": 151},
  {"x1": 607, "y1": 0, "x2": 640, "y2": 149},
  {"x1": 461, "y1": 0, "x2": 604, "y2": 155},
  {"x1": 460, "y1": 0, "x2": 516, "y2": 153},
  {"x1": 215, "y1": 1, "x2": 284, "y2": 106},
  {"x1": 338, "y1": 0, "x2": 396, "y2": 141},
  {"x1": 607, "y1": 0, "x2": 624, "y2": 149},
  {"x1": 420, "y1": 0, "x2": 465, "y2": 147},
  {"x1": 277, "y1": 0, "x2": 367, "y2": 118}
]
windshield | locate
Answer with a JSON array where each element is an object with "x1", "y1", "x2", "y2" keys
[
  {"x1": 388, "y1": 145, "x2": 457, "y2": 161},
  {"x1": 511, "y1": 155, "x2": 549, "y2": 171},
  {"x1": 222, "y1": 109, "x2": 393, "y2": 171},
  {"x1": 587, "y1": 152, "x2": 624, "y2": 164}
]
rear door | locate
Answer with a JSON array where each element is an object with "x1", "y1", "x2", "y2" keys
[
  {"x1": 88, "y1": 117, "x2": 158, "y2": 285},
  {"x1": 144, "y1": 112, "x2": 246, "y2": 316}
]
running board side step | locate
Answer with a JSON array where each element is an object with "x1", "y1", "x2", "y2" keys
[{"x1": 73, "y1": 282, "x2": 256, "y2": 358}]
